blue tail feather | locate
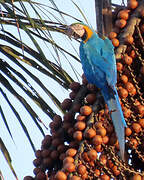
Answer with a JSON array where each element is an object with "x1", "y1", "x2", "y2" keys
[{"x1": 101, "y1": 86, "x2": 127, "y2": 160}]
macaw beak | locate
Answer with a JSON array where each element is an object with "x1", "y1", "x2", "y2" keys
[
  {"x1": 66, "y1": 26, "x2": 74, "y2": 40},
  {"x1": 65, "y1": 26, "x2": 81, "y2": 40}
]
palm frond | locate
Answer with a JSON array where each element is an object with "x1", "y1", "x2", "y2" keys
[{"x1": 0, "y1": 138, "x2": 18, "y2": 179}]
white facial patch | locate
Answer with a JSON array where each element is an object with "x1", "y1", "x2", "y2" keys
[{"x1": 71, "y1": 24, "x2": 85, "y2": 38}]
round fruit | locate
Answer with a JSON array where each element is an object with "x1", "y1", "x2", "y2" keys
[
  {"x1": 120, "y1": 75, "x2": 128, "y2": 84},
  {"x1": 85, "y1": 128, "x2": 96, "y2": 139},
  {"x1": 80, "y1": 105, "x2": 92, "y2": 116},
  {"x1": 73, "y1": 130, "x2": 83, "y2": 141},
  {"x1": 132, "y1": 123, "x2": 142, "y2": 133},
  {"x1": 87, "y1": 149, "x2": 97, "y2": 160},
  {"x1": 86, "y1": 93, "x2": 97, "y2": 104},
  {"x1": 123, "y1": 55, "x2": 133, "y2": 65},
  {"x1": 111, "y1": 38, "x2": 119, "y2": 47},
  {"x1": 64, "y1": 162, "x2": 75, "y2": 172},
  {"x1": 125, "y1": 127, "x2": 132, "y2": 136},
  {"x1": 77, "y1": 164, "x2": 87, "y2": 175},
  {"x1": 117, "y1": 62, "x2": 123, "y2": 72},
  {"x1": 55, "y1": 171, "x2": 67, "y2": 180},
  {"x1": 66, "y1": 148, "x2": 77, "y2": 157},
  {"x1": 92, "y1": 135, "x2": 103, "y2": 145},
  {"x1": 117, "y1": 10, "x2": 129, "y2": 20},
  {"x1": 100, "y1": 174, "x2": 110, "y2": 180},
  {"x1": 128, "y1": 0, "x2": 138, "y2": 9},
  {"x1": 115, "y1": 19, "x2": 127, "y2": 28},
  {"x1": 125, "y1": 35, "x2": 134, "y2": 44},
  {"x1": 108, "y1": 32, "x2": 117, "y2": 39},
  {"x1": 74, "y1": 121, "x2": 86, "y2": 131},
  {"x1": 119, "y1": 87, "x2": 128, "y2": 99},
  {"x1": 132, "y1": 174, "x2": 142, "y2": 180},
  {"x1": 63, "y1": 156, "x2": 74, "y2": 165},
  {"x1": 69, "y1": 82, "x2": 80, "y2": 91},
  {"x1": 139, "y1": 119, "x2": 144, "y2": 128}
]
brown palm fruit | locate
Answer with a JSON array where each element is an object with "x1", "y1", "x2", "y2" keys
[
  {"x1": 123, "y1": 54, "x2": 133, "y2": 65},
  {"x1": 63, "y1": 112, "x2": 74, "y2": 122},
  {"x1": 123, "y1": 107, "x2": 131, "y2": 118},
  {"x1": 80, "y1": 105, "x2": 92, "y2": 116},
  {"x1": 77, "y1": 164, "x2": 87, "y2": 175},
  {"x1": 82, "y1": 152, "x2": 90, "y2": 162},
  {"x1": 100, "y1": 174, "x2": 110, "y2": 180},
  {"x1": 125, "y1": 127, "x2": 132, "y2": 136},
  {"x1": 132, "y1": 174, "x2": 142, "y2": 180},
  {"x1": 85, "y1": 128, "x2": 96, "y2": 139},
  {"x1": 52, "y1": 138, "x2": 63, "y2": 147},
  {"x1": 119, "y1": 87, "x2": 128, "y2": 99},
  {"x1": 36, "y1": 172, "x2": 46, "y2": 180},
  {"x1": 76, "y1": 114, "x2": 86, "y2": 121},
  {"x1": 33, "y1": 167, "x2": 42, "y2": 175},
  {"x1": 115, "y1": 19, "x2": 127, "y2": 28},
  {"x1": 81, "y1": 172, "x2": 88, "y2": 180},
  {"x1": 64, "y1": 162, "x2": 75, "y2": 173},
  {"x1": 73, "y1": 103, "x2": 81, "y2": 112},
  {"x1": 117, "y1": 10, "x2": 129, "y2": 20},
  {"x1": 111, "y1": 38, "x2": 120, "y2": 47},
  {"x1": 112, "y1": 165, "x2": 120, "y2": 176},
  {"x1": 41, "y1": 149, "x2": 51, "y2": 158},
  {"x1": 95, "y1": 169, "x2": 100, "y2": 177},
  {"x1": 132, "y1": 123, "x2": 142, "y2": 133},
  {"x1": 139, "y1": 119, "x2": 144, "y2": 128},
  {"x1": 117, "y1": 62, "x2": 123, "y2": 72},
  {"x1": 137, "y1": 105, "x2": 144, "y2": 116},
  {"x1": 23, "y1": 176, "x2": 34, "y2": 180},
  {"x1": 69, "y1": 82, "x2": 80, "y2": 92},
  {"x1": 95, "y1": 144, "x2": 102, "y2": 152},
  {"x1": 86, "y1": 93, "x2": 97, "y2": 104},
  {"x1": 61, "y1": 98, "x2": 72, "y2": 110},
  {"x1": 42, "y1": 157, "x2": 53, "y2": 169},
  {"x1": 50, "y1": 150, "x2": 59, "y2": 160},
  {"x1": 33, "y1": 158, "x2": 42, "y2": 167},
  {"x1": 131, "y1": 138, "x2": 138, "y2": 148},
  {"x1": 73, "y1": 130, "x2": 83, "y2": 141},
  {"x1": 102, "y1": 136, "x2": 109, "y2": 144},
  {"x1": 99, "y1": 154, "x2": 107, "y2": 165},
  {"x1": 107, "y1": 159, "x2": 114, "y2": 168},
  {"x1": 125, "y1": 82, "x2": 134, "y2": 92},
  {"x1": 35, "y1": 150, "x2": 42, "y2": 158},
  {"x1": 66, "y1": 148, "x2": 77, "y2": 157},
  {"x1": 108, "y1": 32, "x2": 117, "y2": 39},
  {"x1": 97, "y1": 127, "x2": 107, "y2": 137},
  {"x1": 55, "y1": 171, "x2": 67, "y2": 180},
  {"x1": 128, "y1": 0, "x2": 138, "y2": 9},
  {"x1": 92, "y1": 135, "x2": 103, "y2": 146},
  {"x1": 69, "y1": 91, "x2": 77, "y2": 100},
  {"x1": 120, "y1": 75, "x2": 128, "y2": 84},
  {"x1": 57, "y1": 144, "x2": 67, "y2": 153},
  {"x1": 125, "y1": 35, "x2": 134, "y2": 44},
  {"x1": 69, "y1": 176, "x2": 81, "y2": 180},
  {"x1": 63, "y1": 156, "x2": 74, "y2": 165},
  {"x1": 74, "y1": 121, "x2": 86, "y2": 131},
  {"x1": 41, "y1": 135, "x2": 52, "y2": 148},
  {"x1": 59, "y1": 153, "x2": 66, "y2": 161},
  {"x1": 87, "y1": 149, "x2": 97, "y2": 160}
]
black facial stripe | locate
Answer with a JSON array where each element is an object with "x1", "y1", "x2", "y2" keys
[{"x1": 81, "y1": 30, "x2": 87, "y2": 41}]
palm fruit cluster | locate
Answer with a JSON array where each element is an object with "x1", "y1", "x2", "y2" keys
[{"x1": 24, "y1": 1, "x2": 144, "y2": 179}]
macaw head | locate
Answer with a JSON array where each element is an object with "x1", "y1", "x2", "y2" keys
[{"x1": 67, "y1": 23, "x2": 94, "y2": 43}]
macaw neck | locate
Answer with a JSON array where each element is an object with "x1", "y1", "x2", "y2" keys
[{"x1": 82, "y1": 26, "x2": 97, "y2": 43}]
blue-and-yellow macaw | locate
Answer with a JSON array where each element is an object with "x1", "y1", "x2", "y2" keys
[{"x1": 67, "y1": 23, "x2": 127, "y2": 160}]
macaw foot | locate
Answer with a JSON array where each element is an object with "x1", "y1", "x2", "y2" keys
[{"x1": 109, "y1": 109, "x2": 116, "y2": 115}]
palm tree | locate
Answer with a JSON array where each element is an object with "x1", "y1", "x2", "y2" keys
[{"x1": 0, "y1": 0, "x2": 144, "y2": 179}]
